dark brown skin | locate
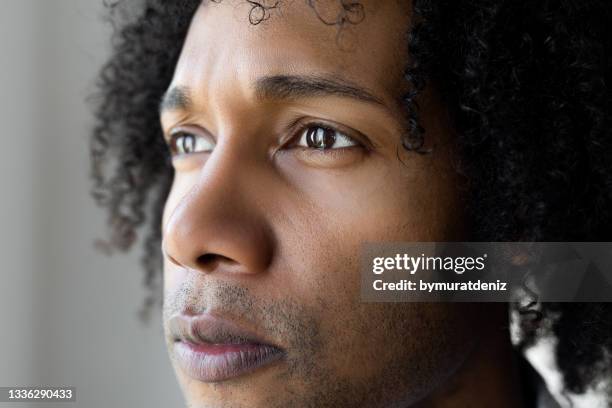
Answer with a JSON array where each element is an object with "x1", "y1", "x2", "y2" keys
[{"x1": 160, "y1": 1, "x2": 524, "y2": 407}]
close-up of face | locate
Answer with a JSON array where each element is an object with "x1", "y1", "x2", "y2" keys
[
  {"x1": 5, "y1": 1, "x2": 612, "y2": 407},
  {"x1": 159, "y1": 1, "x2": 494, "y2": 407}
]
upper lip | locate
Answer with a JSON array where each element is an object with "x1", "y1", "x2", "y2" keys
[{"x1": 168, "y1": 312, "x2": 282, "y2": 349}]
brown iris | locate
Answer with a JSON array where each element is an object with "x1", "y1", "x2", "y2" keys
[{"x1": 305, "y1": 126, "x2": 336, "y2": 149}]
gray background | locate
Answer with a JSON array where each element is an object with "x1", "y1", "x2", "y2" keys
[{"x1": 0, "y1": 1, "x2": 183, "y2": 407}]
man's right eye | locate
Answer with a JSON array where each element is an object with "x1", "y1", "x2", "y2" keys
[{"x1": 168, "y1": 130, "x2": 215, "y2": 156}]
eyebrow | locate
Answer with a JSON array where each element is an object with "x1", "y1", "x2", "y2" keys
[
  {"x1": 159, "y1": 74, "x2": 385, "y2": 113},
  {"x1": 254, "y1": 74, "x2": 385, "y2": 106},
  {"x1": 159, "y1": 86, "x2": 192, "y2": 112}
]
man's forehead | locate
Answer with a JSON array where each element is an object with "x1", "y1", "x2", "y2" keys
[{"x1": 173, "y1": 0, "x2": 411, "y2": 107}]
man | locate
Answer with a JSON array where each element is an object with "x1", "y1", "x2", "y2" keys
[{"x1": 91, "y1": 0, "x2": 612, "y2": 407}]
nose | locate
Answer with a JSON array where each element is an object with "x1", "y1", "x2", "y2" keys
[{"x1": 162, "y1": 153, "x2": 275, "y2": 275}]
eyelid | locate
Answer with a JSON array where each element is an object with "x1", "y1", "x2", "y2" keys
[{"x1": 167, "y1": 125, "x2": 214, "y2": 141}]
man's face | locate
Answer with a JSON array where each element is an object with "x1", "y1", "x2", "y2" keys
[{"x1": 161, "y1": 1, "x2": 481, "y2": 407}]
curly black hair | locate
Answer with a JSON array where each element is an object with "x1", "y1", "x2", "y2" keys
[{"x1": 91, "y1": 0, "x2": 612, "y2": 399}]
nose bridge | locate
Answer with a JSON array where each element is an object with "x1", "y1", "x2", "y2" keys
[{"x1": 162, "y1": 145, "x2": 274, "y2": 275}]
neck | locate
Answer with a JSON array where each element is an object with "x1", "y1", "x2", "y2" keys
[{"x1": 415, "y1": 304, "x2": 526, "y2": 408}]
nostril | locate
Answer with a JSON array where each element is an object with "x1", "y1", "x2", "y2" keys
[
  {"x1": 196, "y1": 253, "x2": 235, "y2": 269},
  {"x1": 197, "y1": 253, "x2": 217, "y2": 266}
]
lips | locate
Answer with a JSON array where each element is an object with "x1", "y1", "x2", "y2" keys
[{"x1": 168, "y1": 313, "x2": 285, "y2": 382}]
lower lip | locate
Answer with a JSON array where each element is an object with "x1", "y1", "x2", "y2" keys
[{"x1": 173, "y1": 341, "x2": 284, "y2": 382}]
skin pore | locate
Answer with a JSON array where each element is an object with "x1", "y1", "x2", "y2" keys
[{"x1": 160, "y1": 1, "x2": 524, "y2": 407}]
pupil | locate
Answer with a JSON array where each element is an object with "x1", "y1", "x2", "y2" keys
[
  {"x1": 182, "y1": 135, "x2": 194, "y2": 152},
  {"x1": 306, "y1": 127, "x2": 335, "y2": 149}
]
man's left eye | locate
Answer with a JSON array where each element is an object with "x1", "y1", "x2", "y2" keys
[
  {"x1": 168, "y1": 130, "x2": 215, "y2": 156},
  {"x1": 297, "y1": 125, "x2": 358, "y2": 150}
]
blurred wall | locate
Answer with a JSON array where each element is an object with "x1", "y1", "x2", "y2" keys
[{"x1": 0, "y1": 1, "x2": 183, "y2": 407}]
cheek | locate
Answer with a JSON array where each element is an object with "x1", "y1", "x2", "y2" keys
[
  {"x1": 265, "y1": 152, "x2": 470, "y2": 402},
  {"x1": 272, "y1": 151, "x2": 464, "y2": 294},
  {"x1": 277, "y1": 150, "x2": 464, "y2": 244}
]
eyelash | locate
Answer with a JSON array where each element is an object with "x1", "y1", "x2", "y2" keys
[{"x1": 165, "y1": 121, "x2": 364, "y2": 157}]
